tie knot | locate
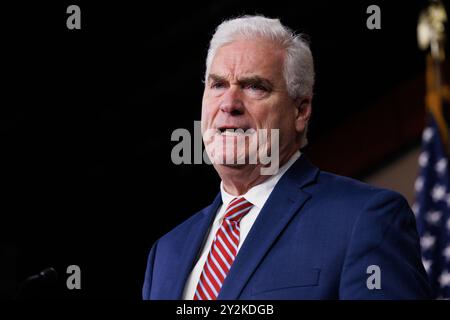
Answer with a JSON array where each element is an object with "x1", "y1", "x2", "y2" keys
[{"x1": 224, "y1": 197, "x2": 253, "y2": 222}]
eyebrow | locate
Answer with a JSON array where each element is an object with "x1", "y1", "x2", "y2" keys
[{"x1": 208, "y1": 74, "x2": 274, "y2": 90}]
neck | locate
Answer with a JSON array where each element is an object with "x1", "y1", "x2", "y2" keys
[
  {"x1": 217, "y1": 150, "x2": 298, "y2": 196},
  {"x1": 220, "y1": 165, "x2": 269, "y2": 196}
]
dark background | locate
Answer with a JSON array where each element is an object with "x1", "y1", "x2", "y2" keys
[{"x1": 1, "y1": 0, "x2": 448, "y2": 298}]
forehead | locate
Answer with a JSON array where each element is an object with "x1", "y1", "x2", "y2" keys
[{"x1": 210, "y1": 38, "x2": 285, "y2": 80}]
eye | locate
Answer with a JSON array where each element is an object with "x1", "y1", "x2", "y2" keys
[
  {"x1": 245, "y1": 83, "x2": 268, "y2": 92},
  {"x1": 210, "y1": 81, "x2": 226, "y2": 89}
]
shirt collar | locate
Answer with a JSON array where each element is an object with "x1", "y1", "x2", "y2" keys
[{"x1": 220, "y1": 150, "x2": 301, "y2": 210}]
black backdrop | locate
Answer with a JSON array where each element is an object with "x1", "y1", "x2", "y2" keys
[{"x1": 0, "y1": 0, "x2": 444, "y2": 298}]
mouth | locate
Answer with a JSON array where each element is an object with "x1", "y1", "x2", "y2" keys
[{"x1": 216, "y1": 126, "x2": 254, "y2": 135}]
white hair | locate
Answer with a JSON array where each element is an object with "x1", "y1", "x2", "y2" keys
[
  {"x1": 205, "y1": 15, "x2": 315, "y2": 100},
  {"x1": 205, "y1": 15, "x2": 314, "y2": 147}
]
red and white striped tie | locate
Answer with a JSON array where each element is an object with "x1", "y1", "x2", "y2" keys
[{"x1": 194, "y1": 197, "x2": 253, "y2": 300}]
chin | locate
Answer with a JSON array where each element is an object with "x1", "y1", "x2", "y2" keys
[
  {"x1": 205, "y1": 133, "x2": 260, "y2": 165},
  {"x1": 217, "y1": 163, "x2": 248, "y2": 170}
]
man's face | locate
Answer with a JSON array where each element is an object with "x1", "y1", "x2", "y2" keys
[{"x1": 201, "y1": 38, "x2": 307, "y2": 168}]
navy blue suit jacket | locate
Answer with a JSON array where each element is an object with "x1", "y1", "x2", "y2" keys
[{"x1": 143, "y1": 156, "x2": 431, "y2": 299}]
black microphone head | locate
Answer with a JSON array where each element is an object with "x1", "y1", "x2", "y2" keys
[
  {"x1": 38, "y1": 267, "x2": 58, "y2": 282},
  {"x1": 15, "y1": 267, "x2": 58, "y2": 299}
]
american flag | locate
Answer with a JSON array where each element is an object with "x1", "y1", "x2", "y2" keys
[{"x1": 413, "y1": 116, "x2": 450, "y2": 299}]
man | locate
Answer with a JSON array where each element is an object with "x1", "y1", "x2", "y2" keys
[{"x1": 143, "y1": 15, "x2": 431, "y2": 299}]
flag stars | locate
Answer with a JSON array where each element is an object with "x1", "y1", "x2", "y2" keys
[
  {"x1": 421, "y1": 233, "x2": 436, "y2": 250},
  {"x1": 416, "y1": 123, "x2": 450, "y2": 297},
  {"x1": 419, "y1": 152, "x2": 430, "y2": 167},
  {"x1": 422, "y1": 127, "x2": 434, "y2": 143},
  {"x1": 426, "y1": 210, "x2": 442, "y2": 225},
  {"x1": 443, "y1": 246, "x2": 450, "y2": 262},
  {"x1": 431, "y1": 184, "x2": 446, "y2": 202},
  {"x1": 415, "y1": 177, "x2": 424, "y2": 192},
  {"x1": 439, "y1": 270, "x2": 450, "y2": 287},
  {"x1": 435, "y1": 158, "x2": 448, "y2": 175}
]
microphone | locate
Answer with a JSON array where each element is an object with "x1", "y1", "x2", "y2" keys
[{"x1": 15, "y1": 267, "x2": 58, "y2": 299}]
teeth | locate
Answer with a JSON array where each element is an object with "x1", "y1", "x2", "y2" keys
[{"x1": 220, "y1": 130, "x2": 253, "y2": 137}]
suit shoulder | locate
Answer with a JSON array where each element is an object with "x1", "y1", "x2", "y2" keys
[
  {"x1": 315, "y1": 170, "x2": 408, "y2": 203},
  {"x1": 305, "y1": 170, "x2": 410, "y2": 221}
]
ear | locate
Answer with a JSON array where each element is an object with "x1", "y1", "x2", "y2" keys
[{"x1": 294, "y1": 97, "x2": 312, "y2": 133}]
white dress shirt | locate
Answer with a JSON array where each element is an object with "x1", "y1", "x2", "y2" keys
[{"x1": 182, "y1": 151, "x2": 301, "y2": 299}]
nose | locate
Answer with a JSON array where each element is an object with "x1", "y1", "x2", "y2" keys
[{"x1": 219, "y1": 86, "x2": 244, "y2": 115}]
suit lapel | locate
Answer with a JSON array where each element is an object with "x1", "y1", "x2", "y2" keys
[
  {"x1": 217, "y1": 156, "x2": 319, "y2": 300},
  {"x1": 170, "y1": 193, "x2": 222, "y2": 299}
]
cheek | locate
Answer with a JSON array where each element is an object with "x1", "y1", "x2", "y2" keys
[
  {"x1": 263, "y1": 109, "x2": 296, "y2": 139},
  {"x1": 245, "y1": 101, "x2": 270, "y2": 124},
  {"x1": 201, "y1": 90, "x2": 210, "y2": 114},
  {"x1": 201, "y1": 96, "x2": 217, "y2": 130},
  {"x1": 250, "y1": 107, "x2": 280, "y2": 129},
  {"x1": 248, "y1": 96, "x2": 288, "y2": 128},
  {"x1": 200, "y1": 107, "x2": 210, "y2": 132}
]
